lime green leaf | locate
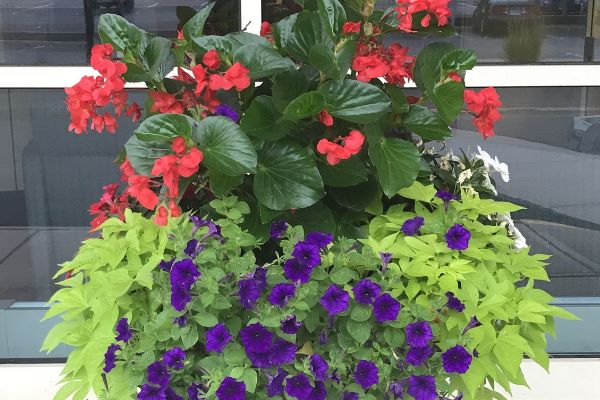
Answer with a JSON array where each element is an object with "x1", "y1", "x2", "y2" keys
[
  {"x1": 193, "y1": 312, "x2": 219, "y2": 327},
  {"x1": 350, "y1": 304, "x2": 372, "y2": 322},
  {"x1": 398, "y1": 181, "x2": 437, "y2": 203}
]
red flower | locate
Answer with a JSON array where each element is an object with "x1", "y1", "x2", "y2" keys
[
  {"x1": 260, "y1": 21, "x2": 273, "y2": 37},
  {"x1": 319, "y1": 110, "x2": 334, "y2": 127},
  {"x1": 343, "y1": 21, "x2": 361, "y2": 34},
  {"x1": 152, "y1": 155, "x2": 180, "y2": 198},
  {"x1": 464, "y1": 87, "x2": 502, "y2": 139},
  {"x1": 149, "y1": 91, "x2": 184, "y2": 114},
  {"x1": 448, "y1": 72, "x2": 462, "y2": 82},
  {"x1": 168, "y1": 200, "x2": 182, "y2": 217},
  {"x1": 352, "y1": 54, "x2": 389, "y2": 82},
  {"x1": 395, "y1": 0, "x2": 451, "y2": 32},
  {"x1": 154, "y1": 205, "x2": 169, "y2": 226},
  {"x1": 179, "y1": 147, "x2": 203, "y2": 177},
  {"x1": 120, "y1": 158, "x2": 136, "y2": 181},
  {"x1": 125, "y1": 102, "x2": 142, "y2": 122},
  {"x1": 177, "y1": 29, "x2": 185, "y2": 40},
  {"x1": 175, "y1": 67, "x2": 195, "y2": 84},
  {"x1": 89, "y1": 182, "x2": 128, "y2": 230},
  {"x1": 203, "y1": 50, "x2": 221, "y2": 70},
  {"x1": 316, "y1": 130, "x2": 365, "y2": 165},
  {"x1": 127, "y1": 175, "x2": 159, "y2": 210},
  {"x1": 192, "y1": 64, "x2": 209, "y2": 95},
  {"x1": 103, "y1": 113, "x2": 117, "y2": 134},
  {"x1": 223, "y1": 62, "x2": 251, "y2": 90},
  {"x1": 171, "y1": 137, "x2": 187, "y2": 155},
  {"x1": 90, "y1": 44, "x2": 127, "y2": 78},
  {"x1": 385, "y1": 44, "x2": 415, "y2": 86}
]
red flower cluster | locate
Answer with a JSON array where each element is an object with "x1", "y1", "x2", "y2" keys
[
  {"x1": 395, "y1": 0, "x2": 452, "y2": 32},
  {"x1": 352, "y1": 42, "x2": 415, "y2": 85},
  {"x1": 260, "y1": 21, "x2": 273, "y2": 37},
  {"x1": 316, "y1": 130, "x2": 365, "y2": 165},
  {"x1": 343, "y1": 21, "x2": 361, "y2": 34},
  {"x1": 65, "y1": 44, "x2": 140, "y2": 134},
  {"x1": 464, "y1": 87, "x2": 502, "y2": 139},
  {"x1": 89, "y1": 183, "x2": 128, "y2": 230}
]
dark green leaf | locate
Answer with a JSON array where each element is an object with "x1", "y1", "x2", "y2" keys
[
  {"x1": 368, "y1": 137, "x2": 420, "y2": 197},
  {"x1": 346, "y1": 319, "x2": 371, "y2": 344},
  {"x1": 254, "y1": 141, "x2": 324, "y2": 210},
  {"x1": 350, "y1": 304, "x2": 373, "y2": 322},
  {"x1": 318, "y1": 157, "x2": 368, "y2": 187},
  {"x1": 283, "y1": 91, "x2": 326, "y2": 120},
  {"x1": 135, "y1": 114, "x2": 196, "y2": 142},
  {"x1": 284, "y1": 202, "x2": 335, "y2": 234},
  {"x1": 273, "y1": 14, "x2": 298, "y2": 50},
  {"x1": 240, "y1": 96, "x2": 292, "y2": 141},
  {"x1": 192, "y1": 311, "x2": 218, "y2": 327},
  {"x1": 413, "y1": 42, "x2": 455, "y2": 92},
  {"x1": 125, "y1": 136, "x2": 172, "y2": 175},
  {"x1": 143, "y1": 37, "x2": 176, "y2": 81},
  {"x1": 309, "y1": 44, "x2": 341, "y2": 80},
  {"x1": 226, "y1": 32, "x2": 272, "y2": 48},
  {"x1": 259, "y1": 204, "x2": 284, "y2": 224},
  {"x1": 176, "y1": 6, "x2": 196, "y2": 25},
  {"x1": 183, "y1": 2, "x2": 215, "y2": 40},
  {"x1": 317, "y1": 0, "x2": 346, "y2": 38},
  {"x1": 335, "y1": 40, "x2": 357, "y2": 81},
  {"x1": 192, "y1": 116, "x2": 257, "y2": 176},
  {"x1": 233, "y1": 44, "x2": 294, "y2": 80},
  {"x1": 284, "y1": 11, "x2": 333, "y2": 62},
  {"x1": 272, "y1": 70, "x2": 309, "y2": 112},
  {"x1": 98, "y1": 14, "x2": 142, "y2": 53},
  {"x1": 192, "y1": 35, "x2": 235, "y2": 54},
  {"x1": 385, "y1": 84, "x2": 410, "y2": 114},
  {"x1": 403, "y1": 105, "x2": 452, "y2": 140},
  {"x1": 329, "y1": 176, "x2": 379, "y2": 211},
  {"x1": 208, "y1": 170, "x2": 244, "y2": 197},
  {"x1": 432, "y1": 81, "x2": 464, "y2": 124},
  {"x1": 319, "y1": 79, "x2": 390, "y2": 123},
  {"x1": 438, "y1": 48, "x2": 477, "y2": 75}
]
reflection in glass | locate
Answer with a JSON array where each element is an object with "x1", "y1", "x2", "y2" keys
[{"x1": 0, "y1": 0, "x2": 240, "y2": 65}]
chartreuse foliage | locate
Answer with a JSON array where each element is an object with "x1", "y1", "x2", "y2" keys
[
  {"x1": 94, "y1": 0, "x2": 480, "y2": 237},
  {"x1": 44, "y1": 193, "x2": 575, "y2": 400}
]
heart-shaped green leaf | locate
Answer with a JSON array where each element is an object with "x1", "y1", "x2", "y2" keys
[
  {"x1": 183, "y1": 2, "x2": 215, "y2": 40},
  {"x1": 233, "y1": 44, "x2": 295, "y2": 80},
  {"x1": 369, "y1": 137, "x2": 420, "y2": 197},
  {"x1": 135, "y1": 114, "x2": 196, "y2": 142},
  {"x1": 318, "y1": 157, "x2": 368, "y2": 188},
  {"x1": 316, "y1": 0, "x2": 346, "y2": 38},
  {"x1": 124, "y1": 136, "x2": 172, "y2": 176},
  {"x1": 403, "y1": 105, "x2": 452, "y2": 140},
  {"x1": 240, "y1": 96, "x2": 292, "y2": 141},
  {"x1": 283, "y1": 91, "x2": 326, "y2": 120},
  {"x1": 319, "y1": 79, "x2": 390, "y2": 123},
  {"x1": 309, "y1": 43, "x2": 341, "y2": 80}
]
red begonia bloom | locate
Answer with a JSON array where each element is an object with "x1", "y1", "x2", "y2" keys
[
  {"x1": 448, "y1": 72, "x2": 462, "y2": 82},
  {"x1": 168, "y1": 200, "x2": 182, "y2": 218},
  {"x1": 89, "y1": 183, "x2": 128, "y2": 230},
  {"x1": 260, "y1": 21, "x2": 273, "y2": 37},
  {"x1": 464, "y1": 87, "x2": 502, "y2": 139},
  {"x1": 223, "y1": 62, "x2": 251, "y2": 90},
  {"x1": 154, "y1": 205, "x2": 169, "y2": 226},
  {"x1": 316, "y1": 130, "x2": 365, "y2": 165},
  {"x1": 179, "y1": 148, "x2": 203, "y2": 177},
  {"x1": 125, "y1": 102, "x2": 142, "y2": 122},
  {"x1": 127, "y1": 175, "x2": 159, "y2": 210},
  {"x1": 120, "y1": 159, "x2": 136, "y2": 181},
  {"x1": 386, "y1": 44, "x2": 415, "y2": 86},
  {"x1": 175, "y1": 67, "x2": 195, "y2": 84},
  {"x1": 191, "y1": 64, "x2": 209, "y2": 95},
  {"x1": 103, "y1": 113, "x2": 117, "y2": 134},
  {"x1": 343, "y1": 21, "x2": 361, "y2": 34},
  {"x1": 319, "y1": 110, "x2": 334, "y2": 127},
  {"x1": 352, "y1": 53, "x2": 389, "y2": 82},
  {"x1": 152, "y1": 155, "x2": 180, "y2": 198},
  {"x1": 344, "y1": 130, "x2": 365, "y2": 155},
  {"x1": 203, "y1": 50, "x2": 221, "y2": 70},
  {"x1": 172, "y1": 137, "x2": 187, "y2": 155},
  {"x1": 395, "y1": 0, "x2": 451, "y2": 33},
  {"x1": 90, "y1": 44, "x2": 127, "y2": 79},
  {"x1": 149, "y1": 91, "x2": 184, "y2": 114}
]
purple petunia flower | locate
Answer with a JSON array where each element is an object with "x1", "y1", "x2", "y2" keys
[
  {"x1": 173, "y1": 315, "x2": 187, "y2": 327},
  {"x1": 407, "y1": 375, "x2": 437, "y2": 400},
  {"x1": 240, "y1": 323, "x2": 273, "y2": 353},
  {"x1": 305, "y1": 232, "x2": 334, "y2": 249},
  {"x1": 406, "y1": 321, "x2": 434, "y2": 348},
  {"x1": 291, "y1": 242, "x2": 321, "y2": 268},
  {"x1": 380, "y1": 252, "x2": 393, "y2": 272},
  {"x1": 441, "y1": 345, "x2": 472, "y2": 374},
  {"x1": 253, "y1": 266, "x2": 268, "y2": 292},
  {"x1": 268, "y1": 283, "x2": 296, "y2": 307},
  {"x1": 170, "y1": 259, "x2": 200, "y2": 290},
  {"x1": 215, "y1": 104, "x2": 240, "y2": 122},
  {"x1": 436, "y1": 190, "x2": 458, "y2": 211},
  {"x1": 171, "y1": 283, "x2": 192, "y2": 312},
  {"x1": 307, "y1": 380, "x2": 327, "y2": 400},
  {"x1": 247, "y1": 350, "x2": 272, "y2": 369},
  {"x1": 270, "y1": 221, "x2": 288, "y2": 239},
  {"x1": 103, "y1": 343, "x2": 120, "y2": 373},
  {"x1": 373, "y1": 293, "x2": 402, "y2": 323},
  {"x1": 266, "y1": 368, "x2": 288, "y2": 397},
  {"x1": 446, "y1": 291, "x2": 465, "y2": 312},
  {"x1": 320, "y1": 284, "x2": 350, "y2": 316},
  {"x1": 343, "y1": 392, "x2": 359, "y2": 400},
  {"x1": 401, "y1": 216, "x2": 425, "y2": 236},
  {"x1": 184, "y1": 239, "x2": 204, "y2": 258},
  {"x1": 310, "y1": 353, "x2": 329, "y2": 381},
  {"x1": 319, "y1": 329, "x2": 329, "y2": 345},
  {"x1": 389, "y1": 381, "x2": 404, "y2": 399},
  {"x1": 165, "y1": 387, "x2": 183, "y2": 400},
  {"x1": 138, "y1": 384, "x2": 165, "y2": 400},
  {"x1": 354, "y1": 360, "x2": 379, "y2": 390},
  {"x1": 281, "y1": 315, "x2": 302, "y2": 334},
  {"x1": 190, "y1": 216, "x2": 224, "y2": 242},
  {"x1": 285, "y1": 373, "x2": 313, "y2": 399},
  {"x1": 268, "y1": 338, "x2": 297, "y2": 366},
  {"x1": 147, "y1": 360, "x2": 170, "y2": 388},
  {"x1": 445, "y1": 224, "x2": 471, "y2": 251},
  {"x1": 405, "y1": 346, "x2": 433, "y2": 366},
  {"x1": 187, "y1": 383, "x2": 204, "y2": 400},
  {"x1": 163, "y1": 347, "x2": 186, "y2": 369},
  {"x1": 216, "y1": 377, "x2": 246, "y2": 400},
  {"x1": 238, "y1": 279, "x2": 260, "y2": 309},
  {"x1": 115, "y1": 318, "x2": 133, "y2": 343},
  {"x1": 283, "y1": 257, "x2": 313, "y2": 284},
  {"x1": 206, "y1": 323, "x2": 232, "y2": 353},
  {"x1": 352, "y1": 279, "x2": 381, "y2": 305},
  {"x1": 158, "y1": 258, "x2": 175, "y2": 272},
  {"x1": 463, "y1": 317, "x2": 481, "y2": 333}
]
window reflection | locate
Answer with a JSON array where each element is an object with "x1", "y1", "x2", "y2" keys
[{"x1": 0, "y1": 0, "x2": 240, "y2": 65}]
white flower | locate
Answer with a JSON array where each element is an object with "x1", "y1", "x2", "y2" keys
[
  {"x1": 497, "y1": 213, "x2": 528, "y2": 249},
  {"x1": 474, "y1": 146, "x2": 510, "y2": 183},
  {"x1": 457, "y1": 169, "x2": 473, "y2": 184}
]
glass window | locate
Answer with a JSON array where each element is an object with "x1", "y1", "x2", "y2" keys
[
  {"x1": 262, "y1": 0, "x2": 600, "y2": 63},
  {"x1": 0, "y1": 0, "x2": 241, "y2": 66}
]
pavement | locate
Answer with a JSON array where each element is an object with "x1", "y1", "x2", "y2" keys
[{"x1": 1, "y1": 359, "x2": 599, "y2": 399}]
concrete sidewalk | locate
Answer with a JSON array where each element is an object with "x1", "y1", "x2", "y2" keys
[{"x1": 1, "y1": 359, "x2": 599, "y2": 399}]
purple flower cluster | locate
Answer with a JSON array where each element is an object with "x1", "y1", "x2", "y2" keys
[
  {"x1": 441, "y1": 345, "x2": 472, "y2": 374},
  {"x1": 137, "y1": 348, "x2": 190, "y2": 399},
  {"x1": 239, "y1": 323, "x2": 297, "y2": 369},
  {"x1": 348, "y1": 278, "x2": 401, "y2": 323},
  {"x1": 280, "y1": 315, "x2": 302, "y2": 334},
  {"x1": 268, "y1": 283, "x2": 296, "y2": 307},
  {"x1": 445, "y1": 224, "x2": 471, "y2": 250},
  {"x1": 216, "y1": 377, "x2": 245, "y2": 400},
  {"x1": 354, "y1": 360, "x2": 379, "y2": 390},
  {"x1": 320, "y1": 284, "x2": 350, "y2": 315},
  {"x1": 436, "y1": 190, "x2": 459, "y2": 211},
  {"x1": 408, "y1": 375, "x2": 437, "y2": 400},
  {"x1": 205, "y1": 323, "x2": 233, "y2": 353},
  {"x1": 170, "y1": 259, "x2": 200, "y2": 312},
  {"x1": 190, "y1": 215, "x2": 224, "y2": 242},
  {"x1": 401, "y1": 216, "x2": 425, "y2": 236},
  {"x1": 270, "y1": 220, "x2": 288, "y2": 239},
  {"x1": 446, "y1": 291, "x2": 466, "y2": 312},
  {"x1": 115, "y1": 317, "x2": 133, "y2": 343},
  {"x1": 284, "y1": 232, "x2": 332, "y2": 284},
  {"x1": 237, "y1": 266, "x2": 268, "y2": 309},
  {"x1": 215, "y1": 104, "x2": 240, "y2": 123},
  {"x1": 184, "y1": 239, "x2": 204, "y2": 258},
  {"x1": 103, "y1": 343, "x2": 120, "y2": 373}
]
